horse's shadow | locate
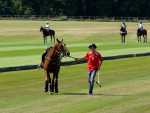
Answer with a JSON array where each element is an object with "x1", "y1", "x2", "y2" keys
[{"x1": 61, "y1": 92, "x2": 130, "y2": 97}]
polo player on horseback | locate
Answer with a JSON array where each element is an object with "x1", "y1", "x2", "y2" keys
[
  {"x1": 120, "y1": 21, "x2": 127, "y2": 43},
  {"x1": 40, "y1": 23, "x2": 55, "y2": 44},
  {"x1": 44, "y1": 22, "x2": 51, "y2": 31},
  {"x1": 121, "y1": 21, "x2": 127, "y2": 29},
  {"x1": 138, "y1": 21, "x2": 144, "y2": 32}
]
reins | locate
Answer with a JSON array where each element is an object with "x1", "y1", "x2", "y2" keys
[{"x1": 67, "y1": 56, "x2": 77, "y2": 59}]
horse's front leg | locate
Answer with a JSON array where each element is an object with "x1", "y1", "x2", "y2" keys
[
  {"x1": 140, "y1": 36, "x2": 142, "y2": 43},
  {"x1": 52, "y1": 35, "x2": 55, "y2": 44},
  {"x1": 51, "y1": 35, "x2": 55, "y2": 45},
  {"x1": 49, "y1": 34, "x2": 52, "y2": 44},
  {"x1": 43, "y1": 36, "x2": 45, "y2": 45},
  {"x1": 123, "y1": 35, "x2": 126, "y2": 44},
  {"x1": 51, "y1": 73, "x2": 55, "y2": 93},
  {"x1": 121, "y1": 35, "x2": 123, "y2": 44},
  {"x1": 43, "y1": 36, "x2": 47, "y2": 45},
  {"x1": 54, "y1": 71, "x2": 59, "y2": 93},
  {"x1": 46, "y1": 37, "x2": 48, "y2": 45},
  {"x1": 121, "y1": 35, "x2": 125, "y2": 44}
]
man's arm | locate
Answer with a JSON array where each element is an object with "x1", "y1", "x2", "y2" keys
[
  {"x1": 98, "y1": 53, "x2": 103, "y2": 70},
  {"x1": 75, "y1": 52, "x2": 88, "y2": 62},
  {"x1": 75, "y1": 57, "x2": 86, "y2": 63}
]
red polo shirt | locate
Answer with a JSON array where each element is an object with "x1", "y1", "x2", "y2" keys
[{"x1": 85, "y1": 50, "x2": 103, "y2": 71}]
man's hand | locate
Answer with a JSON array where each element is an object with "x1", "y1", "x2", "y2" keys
[{"x1": 98, "y1": 61, "x2": 103, "y2": 70}]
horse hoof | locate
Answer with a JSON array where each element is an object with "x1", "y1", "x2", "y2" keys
[
  {"x1": 49, "y1": 92, "x2": 54, "y2": 95},
  {"x1": 55, "y1": 91, "x2": 59, "y2": 94},
  {"x1": 44, "y1": 90, "x2": 48, "y2": 93}
]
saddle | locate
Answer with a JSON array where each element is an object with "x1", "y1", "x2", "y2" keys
[
  {"x1": 138, "y1": 28, "x2": 144, "y2": 32},
  {"x1": 45, "y1": 28, "x2": 50, "y2": 32},
  {"x1": 120, "y1": 27, "x2": 127, "y2": 34}
]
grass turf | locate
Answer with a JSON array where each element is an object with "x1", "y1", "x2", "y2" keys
[
  {"x1": 0, "y1": 20, "x2": 150, "y2": 112},
  {"x1": 0, "y1": 20, "x2": 150, "y2": 67},
  {"x1": 0, "y1": 57, "x2": 150, "y2": 113}
]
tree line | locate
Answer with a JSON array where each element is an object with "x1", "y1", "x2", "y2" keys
[{"x1": 0, "y1": 0, "x2": 150, "y2": 17}]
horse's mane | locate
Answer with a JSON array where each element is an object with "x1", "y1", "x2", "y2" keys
[{"x1": 43, "y1": 43, "x2": 61, "y2": 70}]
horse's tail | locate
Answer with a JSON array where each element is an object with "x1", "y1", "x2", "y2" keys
[
  {"x1": 144, "y1": 29, "x2": 147, "y2": 35},
  {"x1": 53, "y1": 30, "x2": 55, "y2": 37}
]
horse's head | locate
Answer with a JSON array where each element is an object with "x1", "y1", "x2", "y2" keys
[
  {"x1": 54, "y1": 38, "x2": 70, "y2": 57},
  {"x1": 40, "y1": 26, "x2": 43, "y2": 32}
]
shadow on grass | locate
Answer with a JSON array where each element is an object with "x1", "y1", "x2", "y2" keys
[{"x1": 61, "y1": 92, "x2": 130, "y2": 96}]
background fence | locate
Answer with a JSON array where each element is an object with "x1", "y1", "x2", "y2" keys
[
  {"x1": 1, "y1": 15, "x2": 150, "y2": 22},
  {"x1": 0, "y1": 52, "x2": 150, "y2": 73}
]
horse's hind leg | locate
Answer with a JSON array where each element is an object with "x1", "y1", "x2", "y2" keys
[
  {"x1": 144, "y1": 35, "x2": 147, "y2": 43},
  {"x1": 138, "y1": 36, "x2": 141, "y2": 43},
  {"x1": 51, "y1": 35, "x2": 55, "y2": 44},
  {"x1": 44, "y1": 71, "x2": 50, "y2": 92},
  {"x1": 143, "y1": 36, "x2": 145, "y2": 43},
  {"x1": 50, "y1": 73, "x2": 55, "y2": 93}
]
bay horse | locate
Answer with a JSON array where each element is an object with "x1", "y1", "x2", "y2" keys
[
  {"x1": 40, "y1": 26, "x2": 56, "y2": 45},
  {"x1": 137, "y1": 29, "x2": 147, "y2": 43},
  {"x1": 41, "y1": 39, "x2": 70, "y2": 94},
  {"x1": 120, "y1": 27, "x2": 127, "y2": 44}
]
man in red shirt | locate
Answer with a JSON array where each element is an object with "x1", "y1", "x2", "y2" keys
[{"x1": 77, "y1": 44, "x2": 103, "y2": 95}]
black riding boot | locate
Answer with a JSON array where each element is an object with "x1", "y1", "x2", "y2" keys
[
  {"x1": 44, "y1": 80, "x2": 49, "y2": 92},
  {"x1": 55, "y1": 80, "x2": 58, "y2": 93}
]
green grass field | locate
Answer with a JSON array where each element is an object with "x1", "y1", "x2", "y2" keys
[
  {"x1": 0, "y1": 20, "x2": 150, "y2": 67},
  {"x1": 0, "y1": 20, "x2": 150, "y2": 113},
  {"x1": 0, "y1": 57, "x2": 150, "y2": 113}
]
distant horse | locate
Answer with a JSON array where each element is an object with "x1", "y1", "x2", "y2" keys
[
  {"x1": 40, "y1": 39, "x2": 70, "y2": 93},
  {"x1": 120, "y1": 27, "x2": 127, "y2": 44},
  {"x1": 40, "y1": 26, "x2": 56, "y2": 45},
  {"x1": 137, "y1": 29, "x2": 147, "y2": 43}
]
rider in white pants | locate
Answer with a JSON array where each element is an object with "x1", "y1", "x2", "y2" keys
[
  {"x1": 44, "y1": 22, "x2": 51, "y2": 31},
  {"x1": 138, "y1": 21, "x2": 144, "y2": 31},
  {"x1": 121, "y1": 21, "x2": 127, "y2": 29}
]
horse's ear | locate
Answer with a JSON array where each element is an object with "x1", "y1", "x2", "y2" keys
[
  {"x1": 56, "y1": 38, "x2": 61, "y2": 43},
  {"x1": 61, "y1": 38, "x2": 63, "y2": 42}
]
